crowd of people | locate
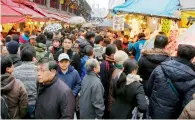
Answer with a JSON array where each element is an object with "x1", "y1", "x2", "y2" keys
[{"x1": 1, "y1": 27, "x2": 195, "y2": 119}]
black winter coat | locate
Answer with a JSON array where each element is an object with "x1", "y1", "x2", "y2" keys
[
  {"x1": 79, "y1": 39, "x2": 93, "y2": 57},
  {"x1": 35, "y1": 76, "x2": 75, "y2": 119},
  {"x1": 9, "y1": 54, "x2": 22, "y2": 68},
  {"x1": 110, "y1": 73, "x2": 148, "y2": 119},
  {"x1": 138, "y1": 49, "x2": 170, "y2": 90},
  {"x1": 54, "y1": 49, "x2": 81, "y2": 74},
  {"x1": 147, "y1": 57, "x2": 195, "y2": 119}
]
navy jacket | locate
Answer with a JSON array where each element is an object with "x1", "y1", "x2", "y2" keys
[
  {"x1": 58, "y1": 66, "x2": 81, "y2": 96},
  {"x1": 147, "y1": 57, "x2": 195, "y2": 119}
]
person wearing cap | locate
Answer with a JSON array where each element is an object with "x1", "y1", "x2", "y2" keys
[
  {"x1": 29, "y1": 35, "x2": 37, "y2": 46},
  {"x1": 7, "y1": 40, "x2": 22, "y2": 67},
  {"x1": 35, "y1": 57, "x2": 75, "y2": 119},
  {"x1": 57, "y1": 53, "x2": 81, "y2": 96}
]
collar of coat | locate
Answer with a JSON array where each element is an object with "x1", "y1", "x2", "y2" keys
[
  {"x1": 126, "y1": 74, "x2": 142, "y2": 85},
  {"x1": 87, "y1": 72, "x2": 100, "y2": 79},
  {"x1": 141, "y1": 48, "x2": 169, "y2": 56}
]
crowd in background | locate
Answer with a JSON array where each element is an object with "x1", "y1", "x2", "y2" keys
[{"x1": 1, "y1": 27, "x2": 195, "y2": 119}]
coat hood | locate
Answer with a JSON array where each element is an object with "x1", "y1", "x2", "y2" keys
[
  {"x1": 141, "y1": 48, "x2": 170, "y2": 63},
  {"x1": 126, "y1": 74, "x2": 142, "y2": 85},
  {"x1": 35, "y1": 43, "x2": 47, "y2": 52},
  {"x1": 160, "y1": 58, "x2": 195, "y2": 92},
  {"x1": 58, "y1": 65, "x2": 74, "y2": 75},
  {"x1": 9, "y1": 54, "x2": 21, "y2": 64},
  {"x1": 1, "y1": 73, "x2": 15, "y2": 93},
  {"x1": 79, "y1": 39, "x2": 90, "y2": 49}
]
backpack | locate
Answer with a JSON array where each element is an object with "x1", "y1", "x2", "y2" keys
[{"x1": 1, "y1": 95, "x2": 10, "y2": 119}]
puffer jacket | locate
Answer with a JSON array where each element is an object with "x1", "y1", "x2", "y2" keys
[
  {"x1": 1, "y1": 73, "x2": 28, "y2": 119},
  {"x1": 9, "y1": 54, "x2": 22, "y2": 68},
  {"x1": 35, "y1": 43, "x2": 54, "y2": 62},
  {"x1": 138, "y1": 48, "x2": 170, "y2": 90},
  {"x1": 94, "y1": 44, "x2": 105, "y2": 61},
  {"x1": 147, "y1": 57, "x2": 195, "y2": 119},
  {"x1": 79, "y1": 39, "x2": 93, "y2": 57},
  {"x1": 179, "y1": 94, "x2": 195, "y2": 119}
]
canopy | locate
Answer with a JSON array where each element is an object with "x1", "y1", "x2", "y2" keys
[
  {"x1": 113, "y1": 0, "x2": 180, "y2": 18},
  {"x1": 1, "y1": 1, "x2": 26, "y2": 24},
  {"x1": 98, "y1": 19, "x2": 129, "y2": 28},
  {"x1": 178, "y1": 23, "x2": 195, "y2": 46}
]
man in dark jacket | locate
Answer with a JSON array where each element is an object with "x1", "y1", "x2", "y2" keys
[
  {"x1": 55, "y1": 38, "x2": 81, "y2": 74},
  {"x1": 35, "y1": 57, "x2": 75, "y2": 119},
  {"x1": 147, "y1": 44, "x2": 195, "y2": 119},
  {"x1": 79, "y1": 31, "x2": 95, "y2": 57},
  {"x1": 80, "y1": 59, "x2": 105, "y2": 119},
  {"x1": 138, "y1": 34, "x2": 170, "y2": 90},
  {"x1": 99, "y1": 44, "x2": 116, "y2": 118},
  {"x1": 57, "y1": 53, "x2": 81, "y2": 96},
  {"x1": 7, "y1": 40, "x2": 22, "y2": 67}
]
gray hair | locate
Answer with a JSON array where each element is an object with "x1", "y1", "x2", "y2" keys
[{"x1": 85, "y1": 59, "x2": 99, "y2": 72}]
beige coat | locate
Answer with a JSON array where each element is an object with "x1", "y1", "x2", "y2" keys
[
  {"x1": 1, "y1": 73, "x2": 28, "y2": 119},
  {"x1": 179, "y1": 94, "x2": 195, "y2": 119}
]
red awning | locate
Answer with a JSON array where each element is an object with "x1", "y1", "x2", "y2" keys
[
  {"x1": 1, "y1": 1, "x2": 26, "y2": 24},
  {"x1": 1, "y1": 0, "x2": 48, "y2": 21}
]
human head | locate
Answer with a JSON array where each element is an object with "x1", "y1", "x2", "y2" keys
[
  {"x1": 123, "y1": 59, "x2": 138, "y2": 75},
  {"x1": 20, "y1": 46, "x2": 36, "y2": 61},
  {"x1": 1, "y1": 55, "x2": 14, "y2": 74},
  {"x1": 123, "y1": 35, "x2": 129, "y2": 43},
  {"x1": 104, "y1": 38, "x2": 111, "y2": 47},
  {"x1": 85, "y1": 31, "x2": 95, "y2": 43},
  {"x1": 114, "y1": 50, "x2": 129, "y2": 66},
  {"x1": 159, "y1": 31, "x2": 166, "y2": 36},
  {"x1": 113, "y1": 40, "x2": 123, "y2": 50},
  {"x1": 63, "y1": 38, "x2": 72, "y2": 50},
  {"x1": 47, "y1": 32, "x2": 54, "y2": 40},
  {"x1": 7, "y1": 40, "x2": 19, "y2": 54},
  {"x1": 137, "y1": 33, "x2": 146, "y2": 40},
  {"x1": 5, "y1": 35, "x2": 12, "y2": 43},
  {"x1": 105, "y1": 44, "x2": 117, "y2": 59},
  {"x1": 12, "y1": 34, "x2": 19, "y2": 43},
  {"x1": 94, "y1": 35, "x2": 104, "y2": 46},
  {"x1": 85, "y1": 59, "x2": 100, "y2": 73},
  {"x1": 36, "y1": 34, "x2": 47, "y2": 44},
  {"x1": 58, "y1": 53, "x2": 70, "y2": 71},
  {"x1": 52, "y1": 37, "x2": 61, "y2": 48},
  {"x1": 85, "y1": 46, "x2": 94, "y2": 57},
  {"x1": 177, "y1": 44, "x2": 195, "y2": 61},
  {"x1": 37, "y1": 57, "x2": 58, "y2": 83},
  {"x1": 154, "y1": 35, "x2": 168, "y2": 49},
  {"x1": 29, "y1": 35, "x2": 37, "y2": 46}
]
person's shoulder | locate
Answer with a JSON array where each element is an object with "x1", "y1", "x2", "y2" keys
[{"x1": 56, "y1": 79, "x2": 72, "y2": 92}]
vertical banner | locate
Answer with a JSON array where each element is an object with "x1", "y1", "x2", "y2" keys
[
  {"x1": 161, "y1": 19, "x2": 172, "y2": 36},
  {"x1": 181, "y1": 11, "x2": 195, "y2": 28},
  {"x1": 113, "y1": 15, "x2": 124, "y2": 31}
]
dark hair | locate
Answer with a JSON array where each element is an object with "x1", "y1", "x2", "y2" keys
[
  {"x1": 1, "y1": 55, "x2": 13, "y2": 74},
  {"x1": 137, "y1": 33, "x2": 146, "y2": 39},
  {"x1": 5, "y1": 35, "x2": 12, "y2": 43},
  {"x1": 94, "y1": 35, "x2": 104, "y2": 44},
  {"x1": 85, "y1": 32, "x2": 95, "y2": 40},
  {"x1": 47, "y1": 32, "x2": 53, "y2": 40},
  {"x1": 123, "y1": 59, "x2": 138, "y2": 75},
  {"x1": 38, "y1": 57, "x2": 58, "y2": 71},
  {"x1": 154, "y1": 35, "x2": 168, "y2": 49},
  {"x1": 104, "y1": 38, "x2": 111, "y2": 47},
  {"x1": 52, "y1": 37, "x2": 61, "y2": 43},
  {"x1": 63, "y1": 38, "x2": 73, "y2": 43},
  {"x1": 12, "y1": 34, "x2": 19, "y2": 43},
  {"x1": 159, "y1": 32, "x2": 166, "y2": 36},
  {"x1": 36, "y1": 34, "x2": 47, "y2": 44},
  {"x1": 21, "y1": 46, "x2": 36, "y2": 61},
  {"x1": 85, "y1": 46, "x2": 93, "y2": 56},
  {"x1": 105, "y1": 44, "x2": 116, "y2": 56},
  {"x1": 113, "y1": 40, "x2": 123, "y2": 50},
  {"x1": 178, "y1": 44, "x2": 195, "y2": 61},
  {"x1": 124, "y1": 35, "x2": 129, "y2": 39}
]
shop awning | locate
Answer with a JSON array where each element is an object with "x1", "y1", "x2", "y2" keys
[
  {"x1": 1, "y1": 1, "x2": 26, "y2": 24},
  {"x1": 113, "y1": 0, "x2": 180, "y2": 19},
  {"x1": 1, "y1": 0, "x2": 48, "y2": 21}
]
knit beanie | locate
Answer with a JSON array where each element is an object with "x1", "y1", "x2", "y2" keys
[
  {"x1": 7, "y1": 40, "x2": 19, "y2": 54},
  {"x1": 114, "y1": 50, "x2": 129, "y2": 65}
]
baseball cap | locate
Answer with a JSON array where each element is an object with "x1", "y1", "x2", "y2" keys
[{"x1": 58, "y1": 53, "x2": 70, "y2": 62}]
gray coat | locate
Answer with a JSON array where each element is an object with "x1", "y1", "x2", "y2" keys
[
  {"x1": 13, "y1": 62, "x2": 38, "y2": 105},
  {"x1": 79, "y1": 72, "x2": 105, "y2": 119}
]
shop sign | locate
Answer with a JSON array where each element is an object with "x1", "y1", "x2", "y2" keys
[
  {"x1": 113, "y1": 15, "x2": 124, "y2": 31},
  {"x1": 44, "y1": 23, "x2": 62, "y2": 32},
  {"x1": 181, "y1": 11, "x2": 195, "y2": 28}
]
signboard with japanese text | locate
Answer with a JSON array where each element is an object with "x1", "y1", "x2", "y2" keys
[{"x1": 113, "y1": 15, "x2": 124, "y2": 31}]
